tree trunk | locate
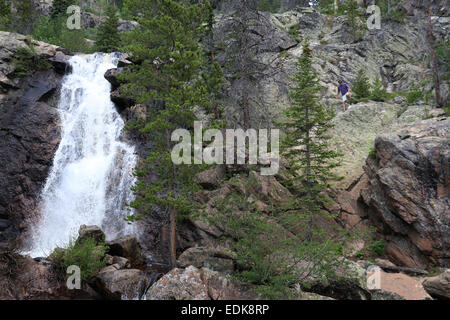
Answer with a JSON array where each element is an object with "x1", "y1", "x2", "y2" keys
[
  {"x1": 426, "y1": 3, "x2": 442, "y2": 107},
  {"x1": 305, "y1": 107, "x2": 313, "y2": 242},
  {"x1": 169, "y1": 207, "x2": 177, "y2": 268},
  {"x1": 240, "y1": 4, "x2": 250, "y2": 130}
]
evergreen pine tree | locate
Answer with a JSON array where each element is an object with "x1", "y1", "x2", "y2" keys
[
  {"x1": 370, "y1": 76, "x2": 388, "y2": 102},
  {"x1": 12, "y1": 0, "x2": 36, "y2": 34},
  {"x1": 120, "y1": 0, "x2": 211, "y2": 267},
  {"x1": 96, "y1": 4, "x2": 121, "y2": 53},
  {"x1": 343, "y1": 0, "x2": 365, "y2": 42},
  {"x1": 0, "y1": 0, "x2": 11, "y2": 31},
  {"x1": 352, "y1": 68, "x2": 371, "y2": 102},
  {"x1": 50, "y1": 0, "x2": 76, "y2": 18},
  {"x1": 277, "y1": 42, "x2": 342, "y2": 241}
]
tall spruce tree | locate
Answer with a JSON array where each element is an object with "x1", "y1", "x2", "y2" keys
[
  {"x1": 96, "y1": 4, "x2": 121, "y2": 53},
  {"x1": 120, "y1": 0, "x2": 211, "y2": 267},
  {"x1": 277, "y1": 42, "x2": 342, "y2": 241}
]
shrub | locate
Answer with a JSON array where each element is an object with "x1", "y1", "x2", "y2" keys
[
  {"x1": 406, "y1": 85, "x2": 424, "y2": 104},
  {"x1": 377, "y1": 0, "x2": 406, "y2": 24},
  {"x1": 49, "y1": 236, "x2": 108, "y2": 281},
  {"x1": 11, "y1": 47, "x2": 51, "y2": 78},
  {"x1": 352, "y1": 69, "x2": 371, "y2": 102},
  {"x1": 203, "y1": 175, "x2": 357, "y2": 299},
  {"x1": 370, "y1": 76, "x2": 389, "y2": 102},
  {"x1": 368, "y1": 146, "x2": 377, "y2": 159},
  {"x1": 444, "y1": 101, "x2": 450, "y2": 116},
  {"x1": 367, "y1": 240, "x2": 385, "y2": 256},
  {"x1": 396, "y1": 105, "x2": 408, "y2": 118}
]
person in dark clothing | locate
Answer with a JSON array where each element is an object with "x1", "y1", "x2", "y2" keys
[{"x1": 337, "y1": 80, "x2": 351, "y2": 111}]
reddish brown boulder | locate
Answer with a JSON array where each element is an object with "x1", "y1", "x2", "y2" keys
[{"x1": 361, "y1": 118, "x2": 450, "y2": 268}]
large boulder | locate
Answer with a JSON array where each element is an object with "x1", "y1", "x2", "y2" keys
[
  {"x1": 146, "y1": 266, "x2": 257, "y2": 300},
  {"x1": 366, "y1": 267, "x2": 431, "y2": 300},
  {"x1": 423, "y1": 269, "x2": 450, "y2": 300},
  {"x1": 194, "y1": 166, "x2": 226, "y2": 190},
  {"x1": 304, "y1": 260, "x2": 371, "y2": 300},
  {"x1": 361, "y1": 117, "x2": 450, "y2": 268},
  {"x1": 107, "y1": 234, "x2": 146, "y2": 268},
  {"x1": 78, "y1": 225, "x2": 105, "y2": 244},
  {"x1": 92, "y1": 268, "x2": 149, "y2": 300}
]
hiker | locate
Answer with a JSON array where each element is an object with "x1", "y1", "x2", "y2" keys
[{"x1": 337, "y1": 80, "x2": 351, "y2": 112}]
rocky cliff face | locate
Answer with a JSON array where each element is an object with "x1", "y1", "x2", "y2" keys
[
  {"x1": 0, "y1": 32, "x2": 70, "y2": 248},
  {"x1": 213, "y1": 8, "x2": 448, "y2": 128},
  {"x1": 361, "y1": 117, "x2": 449, "y2": 268}
]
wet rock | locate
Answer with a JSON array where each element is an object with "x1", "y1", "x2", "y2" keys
[
  {"x1": 423, "y1": 269, "x2": 450, "y2": 300},
  {"x1": 147, "y1": 266, "x2": 257, "y2": 300},
  {"x1": 78, "y1": 225, "x2": 106, "y2": 244},
  {"x1": 177, "y1": 246, "x2": 236, "y2": 274},
  {"x1": 0, "y1": 32, "x2": 69, "y2": 247},
  {"x1": 104, "y1": 68, "x2": 125, "y2": 90},
  {"x1": 92, "y1": 268, "x2": 149, "y2": 300},
  {"x1": 110, "y1": 88, "x2": 135, "y2": 112},
  {"x1": 107, "y1": 234, "x2": 146, "y2": 268}
]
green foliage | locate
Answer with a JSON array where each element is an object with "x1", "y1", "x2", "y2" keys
[
  {"x1": 277, "y1": 42, "x2": 343, "y2": 199},
  {"x1": 422, "y1": 107, "x2": 434, "y2": 120},
  {"x1": 377, "y1": 0, "x2": 406, "y2": 24},
  {"x1": 342, "y1": 0, "x2": 365, "y2": 41},
  {"x1": 95, "y1": 4, "x2": 121, "y2": 53},
  {"x1": 0, "y1": 0, "x2": 11, "y2": 31},
  {"x1": 287, "y1": 24, "x2": 301, "y2": 42},
  {"x1": 436, "y1": 38, "x2": 450, "y2": 82},
  {"x1": 258, "y1": 0, "x2": 280, "y2": 12},
  {"x1": 11, "y1": 47, "x2": 51, "y2": 78},
  {"x1": 119, "y1": 0, "x2": 212, "y2": 225},
  {"x1": 406, "y1": 85, "x2": 425, "y2": 104},
  {"x1": 49, "y1": 237, "x2": 108, "y2": 281},
  {"x1": 396, "y1": 105, "x2": 408, "y2": 118},
  {"x1": 367, "y1": 240, "x2": 385, "y2": 256},
  {"x1": 354, "y1": 250, "x2": 365, "y2": 259},
  {"x1": 11, "y1": 0, "x2": 36, "y2": 34},
  {"x1": 370, "y1": 76, "x2": 389, "y2": 102},
  {"x1": 368, "y1": 146, "x2": 377, "y2": 160},
  {"x1": 352, "y1": 69, "x2": 371, "y2": 102},
  {"x1": 32, "y1": 16, "x2": 92, "y2": 53},
  {"x1": 203, "y1": 177, "x2": 354, "y2": 299},
  {"x1": 50, "y1": 0, "x2": 77, "y2": 18},
  {"x1": 444, "y1": 101, "x2": 450, "y2": 116},
  {"x1": 318, "y1": 0, "x2": 345, "y2": 16}
]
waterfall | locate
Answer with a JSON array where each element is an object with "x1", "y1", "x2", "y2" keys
[{"x1": 27, "y1": 53, "x2": 137, "y2": 257}]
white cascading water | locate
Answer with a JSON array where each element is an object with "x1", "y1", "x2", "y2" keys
[{"x1": 27, "y1": 53, "x2": 137, "y2": 258}]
